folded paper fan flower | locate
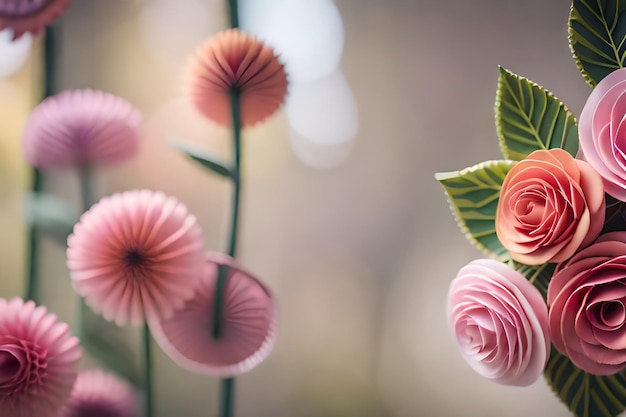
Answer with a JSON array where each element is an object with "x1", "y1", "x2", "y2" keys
[
  {"x1": 149, "y1": 253, "x2": 278, "y2": 377},
  {"x1": 0, "y1": 0, "x2": 72, "y2": 40},
  {"x1": 0, "y1": 297, "x2": 81, "y2": 417},
  {"x1": 59, "y1": 369, "x2": 139, "y2": 417},
  {"x1": 67, "y1": 190, "x2": 206, "y2": 326},
  {"x1": 186, "y1": 28, "x2": 288, "y2": 127},
  {"x1": 22, "y1": 89, "x2": 142, "y2": 170}
]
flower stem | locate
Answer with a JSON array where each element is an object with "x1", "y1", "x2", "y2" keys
[
  {"x1": 229, "y1": 0, "x2": 239, "y2": 28},
  {"x1": 143, "y1": 322, "x2": 154, "y2": 417}
]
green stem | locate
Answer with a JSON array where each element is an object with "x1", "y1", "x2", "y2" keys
[
  {"x1": 229, "y1": 0, "x2": 239, "y2": 28},
  {"x1": 143, "y1": 323, "x2": 154, "y2": 417}
]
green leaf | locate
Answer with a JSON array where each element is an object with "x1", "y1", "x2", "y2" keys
[
  {"x1": 24, "y1": 192, "x2": 79, "y2": 243},
  {"x1": 545, "y1": 347, "x2": 626, "y2": 417},
  {"x1": 170, "y1": 142, "x2": 234, "y2": 179},
  {"x1": 435, "y1": 160, "x2": 514, "y2": 260},
  {"x1": 495, "y1": 67, "x2": 579, "y2": 160},
  {"x1": 569, "y1": 0, "x2": 626, "y2": 86},
  {"x1": 509, "y1": 261, "x2": 556, "y2": 300}
]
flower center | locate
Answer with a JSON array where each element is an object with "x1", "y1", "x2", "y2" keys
[
  {"x1": 600, "y1": 301, "x2": 626, "y2": 328},
  {"x1": 123, "y1": 248, "x2": 151, "y2": 279},
  {"x1": 0, "y1": 350, "x2": 20, "y2": 384}
]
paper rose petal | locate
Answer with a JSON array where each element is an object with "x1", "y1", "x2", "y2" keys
[
  {"x1": 0, "y1": 297, "x2": 81, "y2": 417},
  {"x1": 186, "y1": 28, "x2": 288, "y2": 127},
  {"x1": 0, "y1": 0, "x2": 72, "y2": 40},
  {"x1": 22, "y1": 89, "x2": 142, "y2": 170},
  {"x1": 59, "y1": 369, "x2": 139, "y2": 417},
  {"x1": 149, "y1": 253, "x2": 278, "y2": 377},
  {"x1": 67, "y1": 190, "x2": 205, "y2": 326}
]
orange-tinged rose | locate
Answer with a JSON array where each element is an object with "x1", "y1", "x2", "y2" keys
[{"x1": 495, "y1": 149, "x2": 605, "y2": 265}]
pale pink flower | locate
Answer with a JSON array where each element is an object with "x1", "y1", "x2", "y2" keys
[
  {"x1": 22, "y1": 89, "x2": 142, "y2": 170},
  {"x1": 67, "y1": 190, "x2": 205, "y2": 326},
  {"x1": 58, "y1": 369, "x2": 138, "y2": 417},
  {"x1": 0, "y1": 297, "x2": 81, "y2": 417},
  {"x1": 447, "y1": 259, "x2": 550, "y2": 386},
  {"x1": 495, "y1": 148, "x2": 605, "y2": 265},
  {"x1": 149, "y1": 253, "x2": 278, "y2": 377},
  {"x1": 548, "y1": 232, "x2": 626, "y2": 375},
  {"x1": 0, "y1": 0, "x2": 72, "y2": 39},
  {"x1": 186, "y1": 28, "x2": 288, "y2": 127}
]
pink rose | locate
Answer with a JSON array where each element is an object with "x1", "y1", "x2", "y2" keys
[
  {"x1": 495, "y1": 148, "x2": 605, "y2": 265},
  {"x1": 447, "y1": 259, "x2": 550, "y2": 386},
  {"x1": 548, "y1": 232, "x2": 626, "y2": 375},
  {"x1": 579, "y1": 67, "x2": 626, "y2": 200}
]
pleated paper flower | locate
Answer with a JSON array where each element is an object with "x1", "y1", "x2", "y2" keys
[
  {"x1": 67, "y1": 190, "x2": 206, "y2": 325},
  {"x1": 0, "y1": 297, "x2": 81, "y2": 417},
  {"x1": 186, "y1": 28, "x2": 288, "y2": 127},
  {"x1": 22, "y1": 89, "x2": 142, "y2": 170},
  {"x1": 149, "y1": 253, "x2": 278, "y2": 376},
  {"x1": 59, "y1": 370, "x2": 139, "y2": 417},
  {"x1": 0, "y1": 0, "x2": 72, "y2": 39}
]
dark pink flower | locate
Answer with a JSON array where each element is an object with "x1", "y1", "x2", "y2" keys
[
  {"x1": 0, "y1": 297, "x2": 81, "y2": 417},
  {"x1": 22, "y1": 89, "x2": 142, "y2": 170},
  {"x1": 59, "y1": 369, "x2": 138, "y2": 417},
  {"x1": 548, "y1": 232, "x2": 626, "y2": 375},
  {"x1": 149, "y1": 253, "x2": 278, "y2": 376},
  {"x1": 67, "y1": 190, "x2": 205, "y2": 326},
  {"x1": 186, "y1": 28, "x2": 288, "y2": 127},
  {"x1": 447, "y1": 259, "x2": 550, "y2": 386},
  {"x1": 0, "y1": 0, "x2": 72, "y2": 39}
]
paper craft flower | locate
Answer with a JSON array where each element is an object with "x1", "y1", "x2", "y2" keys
[
  {"x1": 447, "y1": 259, "x2": 550, "y2": 386},
  {"x1": 0, "y1": 0, "x2": 72, "y2": 39},
  {"x1": 22, "y1": 89, "x2": 142, "y2": 170},
  {"x1": 548, "y1": 232, "x2": 626, "y2": 375},
  {"x1": 186, "y1": 28, "x2": 288, "y2": 127},
  {"x1": 58, "y1": 369, "x2": 138, "y2": 417},
  {"x1": 495, "y1": 148, "x2": 605, "y2": 265},
  {"x1": 579, "y1": 67, "x2": 626, "y2": 201},
  {"x1": 149, "y1": 253, "x2": 278, "y2": 377},
  {"x1": 67, "y1": 190, "x2": 205, "y2": 325},
  {"x1": 0, "y1": 297, "x2": 81, "y2": 417}
]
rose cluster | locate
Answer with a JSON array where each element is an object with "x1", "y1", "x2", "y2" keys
[{"x1": 447, "y1": 68, "x2": 626, "y2": 384}]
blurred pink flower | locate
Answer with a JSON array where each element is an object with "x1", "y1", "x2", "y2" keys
[
  {"x1": 186, "y1": 28, "x2": 288, "y2": 127},
  {"x1": 59, "y1": 369, "x2": 138, "y2": 417},
  {"x1": 495, "y1": 149, "x2": 605, "y2": 265},
  {"x1": 548, "y1": 232, "x2": 626, "y2": 375},
  {"x1": 579, "y1": 67, "x2": 626, "y2": 200},
  {"x1": 22, "y1": 89, "x2": 142, "y2": 170},
  {"x1": 149, "y1": 253, "x2": 278, "y2": 377},
  {"x1": 447, "y1": 259, "x2": 550, "y2": 386},
  {"x1": 0, "y1": 0, "x2": 72, "y2": 39},
  {"x1": 0, "y1": 297, "x2": 81, "y2": 417},
  {"x1": 67, "y1": 190, "x2": 205, "y2": 326}
]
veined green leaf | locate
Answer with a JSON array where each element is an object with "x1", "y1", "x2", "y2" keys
[
  {"x1": 495, "y1": 67, "x2": 578, "y2": 160},
  {"x1": 170, "y1": 141, "x2": 234, "y2": 179},
  {"x1": 435, "y1": 160, "x2": 514, "y2": 260},
  {"x1": 569, "y1": 0, "x2": 626, "y2": 86},
  {"x1": 509, "y1": 261, "x2": 556, "y2": 300}
]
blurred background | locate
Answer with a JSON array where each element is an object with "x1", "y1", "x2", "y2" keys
[{"x1": 0, "y1": 0, "x2": 597, "y2": 416}]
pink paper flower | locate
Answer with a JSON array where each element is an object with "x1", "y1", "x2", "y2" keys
[
  {"x1": 186, "y1": 28, "x2": 288, "y2": 127},
  {"x1": 149, "y1": 253, "x2": 278, "y2": 377},
  {"x1": 579, "y1": 67, "x2": 626, "y2": 201},
  {"x1": 447, "y1": 259, "x2": 549, "y2": 386},
  {"x1": 548, "y1": 232, "x2": 626, "y2": 375},
  {"x1": 67, "y1": 190, "x2": 205, "y2": 326},
  {"x1": 495, "y1": 148, "x2": 605, "y2": 265},
  {"x1": 0, "y1": 297, "x2": 81, "y2": 417},
  {"x1": 0, "y1": 0, "x2": 72, "y2": 39},
  {"x1": 22, "y1": 89, "x2": 142, "y2": 170},
  {"x1": 58, "y1": 369, "x2": 138, "y2": 417}
]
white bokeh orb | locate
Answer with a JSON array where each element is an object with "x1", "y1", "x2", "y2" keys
[{"x1": 0, "y1": 29, "x2": 32, "y2": 79}]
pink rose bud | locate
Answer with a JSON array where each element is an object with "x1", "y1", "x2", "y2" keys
[{"x1": 447, "y1": 259, "x2": 550, "y2": 386}]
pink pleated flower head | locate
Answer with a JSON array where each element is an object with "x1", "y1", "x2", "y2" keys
[
  {"x1": 67, "y1": 190, "x2": 206, "y2": 326},
  {"x1": 22, "y1": 89, "x2": 142, "y2": 170},
  {"x1": 0, "y1": 0, "x2": 72, "y2": 39},
  {"x1": 149, "y1": 253, "x2": 279, "y2": 377},
  {"x1": 59, "y1": 369, "x2": 139, "y2": 417},
  {"x1": 186, "y1": 28, "x2": 288, "y2": 127},
  {"x1": 0, "y1": 297, "x2": 81, "y2": 417}
]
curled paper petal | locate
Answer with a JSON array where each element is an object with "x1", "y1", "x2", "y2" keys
[
  {"x1": 22, "y1": 89, "x2": 142, "y2": 170},
  {"x1": 186, "y1": 28, "x2": 288, "y2": 127},
  {"x1": 0, "y1": 0, "x2": 72, "y2": 39},
  {"x1": 67, "y1": 190, "x2": 206, "y2": 326},
  {"x1": 149, "y1": 253, "x2": 278, "y2": 377}
]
